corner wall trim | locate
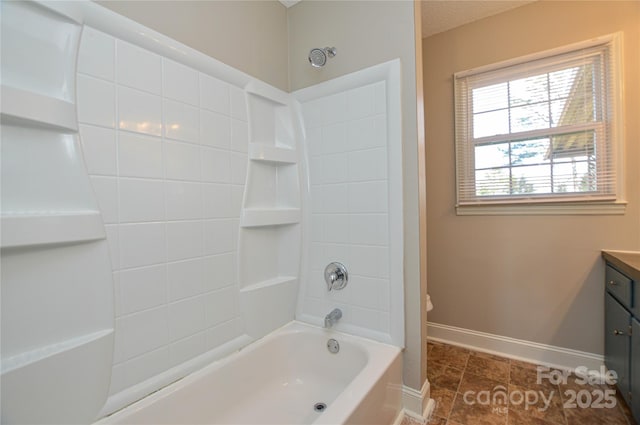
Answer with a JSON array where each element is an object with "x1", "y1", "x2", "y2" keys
[
  {"x1": 427, "y1": 322, "x2": 604, "y2": 372},
  {"x1": 402, "y1": 380, "x2": 434, "y2": 422}
]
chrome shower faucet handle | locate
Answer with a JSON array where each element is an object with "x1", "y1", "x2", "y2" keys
[{"x1": 324, "y1": 262, "x2": 348, "y2": 291}]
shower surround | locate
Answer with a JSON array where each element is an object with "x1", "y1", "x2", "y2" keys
[
  {"x1": 294, "y1": 64, "x2": 404, "y2": 347},
  {"x1": 0, "y1": 0, "x2": 405, "y2": 420},
  {"x1": 76, "y1": 26, "x2": 253, "y2": 410}
]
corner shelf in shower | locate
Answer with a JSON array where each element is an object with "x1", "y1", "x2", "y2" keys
[
  {"x1": 0, "y1": 85, "x2": 77, "y2": 132},
  {"x1": 248, "y1": 144, "x2": 296, "y2": 164},
  {"x1": 238, "y1": 83, "x2": 302, "y2": 339},
  {"x1": 240, "y1": 208, "x2": 300, "y2": 228},
  {"x1": 239, "y1": 276, "x2": 297, "y2": 293}
]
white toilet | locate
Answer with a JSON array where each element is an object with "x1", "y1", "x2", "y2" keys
[{"x1": 1, "y1": 1, "x2": 115, "y2": 423}]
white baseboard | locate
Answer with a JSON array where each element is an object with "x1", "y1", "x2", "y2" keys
[
  {"x1": 427, "y1": 322, "x2": 604, "y2": 373},
  {"x1": 402, "y1": 379, "x2": 434, "y2": 422},
  {"x1": 391, "y1": 410, "x2": 406, "y2": 425}
]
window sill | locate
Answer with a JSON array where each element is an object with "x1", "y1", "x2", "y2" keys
[{"x1": 456, "y1": 200, "x2": 627, "y2": 216}]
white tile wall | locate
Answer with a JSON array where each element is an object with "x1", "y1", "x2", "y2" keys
[
  {"x1": 203, "y1": 184, "x2": 233, "y2": 218},
  {"x1": 116, "y1": 40, "x2": 162, "y2": 95},
  {"x1": 119, "y1": 223, "x2": 166, "y2": 268},
  {"x1": 118, "y1": 86, "x2": 162, "y2": 136},
  {"x1": 79, "y1": 125, "x2": 116, "y2": 175},
  {"x1": 205, "y1": 318, "x2": 242, "y2": 350},
  {"x1": 231, "y1": 119, "x2": 249, "y2": 152},
  {"x1": 204, "y1": 287, "x2": 238, "y2": 327},
  {"x1": 112, "y1": 272, "x2": 123, "y2": 317},
  {"x1": 166, "y1": 221, "x2": 203, "y2": 261},
  {"x1": 200, "y1": 73, "x2": 230, "y2": 115},
  {"x1": 77, "y1": 75, "x2": 115, "y2": 128},
  {"x1": 301, "y1": 81, "x2": 392, "y2": 336},
  {"x1": 104, "y1": 224, "x2": 120, "y2": 270},
  {"x1": 163, "y1": 59, "x2": 198, "y2": 106},
  {"x1": 229, "y1": 86, "x2": 248, "y2": 122},
  {"x1": 77, "y1": 27, "x2": 248, "y2": 397},
  {"x1": 346, "y1": 84, "x2": 376, "y2": 120},
  {"x1": 165, "y1": 181, "x2": 202, "y2": 221},
  {"x1": 200, "y1": 109, "x2": 231, "y2": 149},
  {"x1": 168, "y1": 258, "x2": 204, "y2": 301},
  {"x1": 169, "y1": 333, "x2": 205, "y2": 367},
  {"x1": 118, "y1": 178, "x2": 165, "y2": 223},
  {"x1": 201, "y1": 147, "x2": 231, "y2": 183},
  {"x1": 203, "y1": 253, "x2": 235, "y2": 291},
  {"x1": 119, "y1": 265, "x2": 167, "y2": 314},
  {"x1": 203, "y1": 219, "x2": 234, "y2": 256},
  {"x1": 90, "y1": 176, "x2": 118, "y2": 224},
  {"x1": 78, "y1": 27, "x2": 115, "y2": 81},
  {"x1": 164, "y1": 141, "x2": 201, "y2": 181},
  {"x1": 169, "y1": 297, "x2": 206, "y2": 341},
  {"x1": 126, "y1": 347, "x2": 170, "y2": 387},
  {"x1": 348, "y1": 181, "x2": 388, "y2": 213},
  {"x1": 164, "y1": 99, "x2": 199, "y2": 143},
  {"x1": 230, "y1": 152, "x2": 248, "y2": 185},
  {"x1": 120, "y1": 306, "x2": 169, "y2": 359},
  {"x1": 118, "y1": 132, "x2": 163, "y2": 179}
]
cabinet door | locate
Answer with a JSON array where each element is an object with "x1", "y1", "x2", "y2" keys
[
  {"x1": 632, "y1": 317, "x2": 640, "y2": 422},
  {"x1": 605, "y1": 293, "x2": 630, "y2": 403}
]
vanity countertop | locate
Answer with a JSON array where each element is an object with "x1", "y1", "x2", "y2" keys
[{"x1": 602, "y1": 250, "x2": 640, "y2": 282}]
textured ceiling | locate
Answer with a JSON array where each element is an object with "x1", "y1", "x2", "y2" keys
[{"x1": 421, "y1": 0, "x2": 536, "y2": 38}]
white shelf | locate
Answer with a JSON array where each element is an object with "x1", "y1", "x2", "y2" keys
[
  {"x1": 240, "y1": 208, "x2": 300, "y2": 227},
  {"x1": 1, "y1": 85, "x2": 77, "y2": 132},
  {"x1": 1, "y1": 329, "x2": 112, "y2": 374},
  {"x1": 249, "y1": 144, "x2": 296, "y2": 164},
  {"x1": 240, "y1": 276, "x2": 297, "y2": 293},
  {"x1": 1, "y1": 212, "x2": 105, "y2": 248}
]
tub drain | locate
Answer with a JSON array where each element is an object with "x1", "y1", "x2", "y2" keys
[{"x1": 314, "y1": 402, "x2": 327, "y2": 413}]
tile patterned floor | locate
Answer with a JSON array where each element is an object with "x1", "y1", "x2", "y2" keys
[{"x1": 404, "y1": 340, "x2": 637, "y2": 425}]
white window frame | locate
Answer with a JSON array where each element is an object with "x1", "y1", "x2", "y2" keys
[{"x1": 454, "y1": 34, "x2": 625, "y2": 216}]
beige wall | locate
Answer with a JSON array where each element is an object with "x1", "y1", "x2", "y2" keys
[
  {"x1": 423, "y1": 1, "x2": 640, "y2": 355},
  {"x1": 97, "y1": 0, "x2": 289, "y2": 91},
  {"x1": 288, "y1": 1, "x2": 424, "y2": 389}
]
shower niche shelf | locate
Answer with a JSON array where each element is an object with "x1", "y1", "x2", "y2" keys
[
  {"x1": 1, "y1": 85, "x2": 78, "y2": 132},
  {"x1": 249, "y1": 143, "x2": 296, "y2": 164},
  {"x1": 239, "y1": 83, "x2": 301, "y2": 339},
  {"x1": 243, "y1": 156, "x2": 300, "y2": 213},
  {"x1": 240, "y1": 207, "x2": 300, "y2": 228},
  {"x1": 238, "y1": 224, "x2": 300, "y2": 289},
  {"x1": 1, "y1": 212, "x2": 105, "y2": 248},
  {"x1": 239, "y1": 275, "x2": 297, "y2": 293}
]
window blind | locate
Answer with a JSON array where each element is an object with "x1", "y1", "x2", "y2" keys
[{"x1": 454, "y1": 35, "x2": 621, "y2": 207}]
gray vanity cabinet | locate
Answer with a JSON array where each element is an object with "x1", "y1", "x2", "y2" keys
[
  {"x1": 633, "y1": 317, "x2": 640, "y2": 421},
  {"x1": 605, "y1": 290, "x2": 631, "y2": 403},
  {"x1": 603, "y1": 251, "x2": 640, "y2": 423}
]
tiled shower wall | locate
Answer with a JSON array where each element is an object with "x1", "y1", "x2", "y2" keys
[
  {"x1": 76, "y1": 27, "x2": 248, "y2": 395},
  {"x1": 300, "y1": 81, "x2": 393, "y2": 338}
]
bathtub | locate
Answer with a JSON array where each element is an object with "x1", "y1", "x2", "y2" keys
[{"x1": 97, "y1": 321, "x2": 402, "y2": 425}]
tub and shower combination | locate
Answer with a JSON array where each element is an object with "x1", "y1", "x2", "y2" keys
[
  {"x1": 99, "y1": 322, "x2": 402, "y2": 424},
  {"x1": 1, "y1": 1, "x2": 406, "y2": 423}
]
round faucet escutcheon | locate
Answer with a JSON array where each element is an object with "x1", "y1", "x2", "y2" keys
[{"x1": 324, "y1": 262, "x2": 348, "y2": 291}]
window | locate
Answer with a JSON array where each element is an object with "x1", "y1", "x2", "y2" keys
[{"x1": 454, "y1": 35, "x2": 623, "y2": 214}]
